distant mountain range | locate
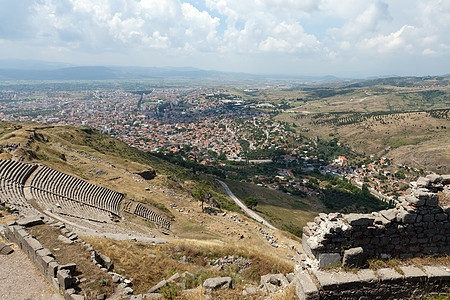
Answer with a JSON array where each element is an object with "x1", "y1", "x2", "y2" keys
[
  {"x1": 0, "y1": 60, "x2": 447, "y2": 83},
  {"x1": 0, "y1": 59, "x2": 341, "y2": 82}
]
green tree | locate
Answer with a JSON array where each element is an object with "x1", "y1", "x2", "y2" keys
[
  {"x1": 243, "y1": 196, "x2": 258, "y2": 210},
  {"x1": 193, "y1": 181, "x2": 209, "y2": 212}
]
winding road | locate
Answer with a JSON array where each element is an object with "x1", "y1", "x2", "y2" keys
[{"x1": 217, "y1": 180, "x2": 277, "y2": 230}]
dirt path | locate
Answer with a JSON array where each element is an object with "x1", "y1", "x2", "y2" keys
[
  {"x1": 217, "y1": 179, "x2": 277, "y2": 230},
  {"x1": 0, "y1": 243, "x2": 62, "y2": 300}
]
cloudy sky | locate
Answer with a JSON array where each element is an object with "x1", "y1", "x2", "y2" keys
[{"x1": 0, "y1": 0, "x2": 449, "y2": 77}]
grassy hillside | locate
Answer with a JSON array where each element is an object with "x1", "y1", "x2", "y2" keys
[
  {"x1": 274, "y1": 81, "x2": 450, "y2": 173},
  {"x1": 0, "y1": 121, "x2": 308, "y2": 261},
  {"x1": 221, "y1": 179, "x2": 317, "y2": 236}
]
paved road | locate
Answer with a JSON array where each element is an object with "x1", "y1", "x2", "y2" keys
[{"x1": 217, "y1": 180, "x2": 277, "y2": 230}]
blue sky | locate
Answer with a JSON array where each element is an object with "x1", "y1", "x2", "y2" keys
[{"x1": 0, "y1": 0, "x2": 449, "y2": 77}]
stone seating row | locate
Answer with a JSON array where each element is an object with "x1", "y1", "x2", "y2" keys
[
  {"x1": 0, "y1": 159, "x2": 37, "y2": 184},
  {"x1": 30, "y1": 187, "x2": 112, "y2": 223},
  {"x1": 133, "y1": 202, "x2": 171, "y2": 230},
  {"x1": 0, "y1": 179, "x2": 36, "y2": 214},
  {"x1": 0, "y1": 159, "x2": 37, "y2": 214},
  {"x1": 28, "y1": 165, "x2": 122, "y2": 216}
]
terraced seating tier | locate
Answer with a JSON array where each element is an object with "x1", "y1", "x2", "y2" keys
[{"x1": 27, "y1": 165, "x2": 123, "y2": 217}]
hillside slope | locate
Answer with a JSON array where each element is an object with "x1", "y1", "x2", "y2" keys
[{"x1": 0, "y1": 121, "x2": 310, "y2": 255}]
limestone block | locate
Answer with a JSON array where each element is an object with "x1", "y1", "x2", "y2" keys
[
  {"x1": 17, "y1": 216, "x2": 44, "y2": 227},
  {"x1": 52, "y1": 277, "x2": 60, "y2": 291},
  {"x1": 343, "y1": 247, "x2": 364, "y2": 268},
  {"x1": 59, "y1": 263, "x2": 77, "y2": 275},
  {"x1": 333, "y1": 271, "x2": 360, "y2": 288},
  {"x1": 397, "y1": 209, "x2": 417, "y2": 224},
  {"x1": 399, "y1": 266, "x2": 427, "y2": 282},
  {"x1": 377, "y1": 268, "x2": 403, "y2": 283},
  {"x1": 260, "y1": 274, "x2": 289, "y2": 293},
  {"x1": 38, "y1": 255, "x2": 55, "y2": 276},
  {"x1": 36, "y1": 248, "x2": 53, "y2": 258},
  {"x1": 203, "y1": 277, "x2": 233, "y2": 292},
  {"x1": 345, "y1": 214, "x2": 375, "y2": 226},
  {"x1": 57, "y1": 269, "x2": 72, "y2": 290},
  {"x1": 441, "y1": 175, "x2": 450, "y2": 185},
  {"x1": 318, "y1": 253, "x2": 341, "y2": 268},
  {"x1": 145, "y1": 293, "x2": 163, "y2": 299},
  {"x1": 148, "y1": 279, "x2": 167, "y2": 293},
  {"x1": 47, "y1": 261, "x2": 59, "y2": 279},
  {"x1": 23, "y1": 236, "x2": 43, "y2": 260},
  {"x1": 58, "y1": 235, "x2": 73, "y2": 244},
  {"x1": 357, "y1": 269, "x2": 378, "y2": 284},
  {"x1": 380, "y1": 209, "x2": 397, "y2": 222},
  {"x1": 302, "y1": 234, "x2": 323, "y2": 259},
  {"x1": 166, "y1": 272, "x2": 180, "y2": 283},
  {"x1": 286, "y1": 273, "x2": 295, "y2": 283},
  {"x1": 99, "y1": 254, "x2": 113, "y2": 271},
  {"x1": 426, "y1": 174, "x2": 442, "y2": 184},
  {"x1": 416, "y1": 177, "x2": 431, "y2": 188},
  {"x1": 295, "y1": 273, "x2": 319, "y2": 300},
  {"x1": 4, "y1": 224, "x2": 15, "y2": 241},
  {"x1": 243, "y1": 286, "x2": 258, "y2": 296},
  {"x1": 312, "y1": 270, "x2": 338, "y2": 290},
  {"x1": 422, "y1": 266, "x2": 450, "y2": 281},
  {"x1": 405, "y1": 195, "x2": 425, "y2": 207},
  {"x1": 5, "y1": 221, "x2": 17, "y2": 227}
]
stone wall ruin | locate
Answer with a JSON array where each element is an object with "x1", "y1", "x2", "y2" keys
[
  {"x1": 295, "y1": 174, "x2": 450, "y2": 299},
  {"x1": 302, "y1": 174, "x2": 450, "y2": 268}
]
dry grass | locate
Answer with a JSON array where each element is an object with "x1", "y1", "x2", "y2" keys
[
  {"x1": 368, "y1": 254, "x2": 450, "y2": 273},
  {"x1": 278, "y1": 109, "x2": 450, "y2": 172},
  {"x1": 0, "y1": 209, "x2": 18, "y2": 225},
  {"x1": 29, "y1": 225, "x2": 116, "y2": 300},
  {"x1": 272, "y1": 282, "x2": 297, "y2": 300},
  {"x1": 82, "y1": 237, "x2": 294, "y2": 297}
]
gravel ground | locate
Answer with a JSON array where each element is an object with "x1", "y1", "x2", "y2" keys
[{"x1": 0, "y1": 243, "x2": 62, "y2": 300}]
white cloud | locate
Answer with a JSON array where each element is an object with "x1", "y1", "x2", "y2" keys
[
  {"x1": 181, "y1": 3, "x2": 220, "y2": 50},
  {"x1": 360, "y1": 25, "x2": 416, "y2": 54},
  {"x1": 0, "y1": 0, "x2": 448, "y2": 76}
]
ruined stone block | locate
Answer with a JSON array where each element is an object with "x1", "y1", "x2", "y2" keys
[
  {"x1": 345, "y1": 214, "x2": 375, "y2": 226},
  {"x1": 356, "y1": 269, "x2": 377, "y2": 285},
  {"x1": 405, "y1": 195, "x2": 425, "y2": 207},
  {"x1": 17, "y1": 216, "x2": 44, "y2": 227},
  {"x1": 333, "y1": 271, "x2": 361, "y2": 288},
  {"x1": 57, "y1": 269, "x2": 72, "y2": 290},
  {"x1": 343, "y1": 247, "x2": 364, "y2": 268},
  {"x1": 377, "y1": 268, "x2": 403, "y2": 283},
  {"x1": 318, "y1": 253, "x2": 341, "y2": 268},
  {"x1": 59, "y1": 263, "x2": 77, "y2": 275},
  {"x1": 400, "y1": 266, "x2": 426, "y2": 282},
  {"x1": 416, "y1": 177, "x2": 431, "y2": 188},
  {"x1": 423, "y1": 266, "x2": 450, "y2": 281},
  {"x1": 295, "y1": 273, "x2": 319, "y2": 300},
  {"x1": 426, "y1": 174, "x2": 442, "y2": 184},
  {"x1": 312, "y1": 270, "x2": 339, "y2": 290},
  {"x1": 397, "y1": 209, "x2": 417, "y2": 224}
]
